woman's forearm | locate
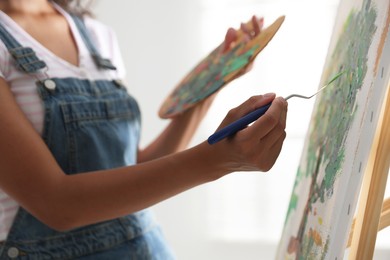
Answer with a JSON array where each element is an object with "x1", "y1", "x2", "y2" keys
[
  {"x1": 138, "y1": 96, "x2": 215, "y2": 162},
  {"x1": 1, "y1": 80, "x2": 286, "y2": 233},
  {"x1": 49, "y1": 141, "x2": 224, "y2": 231}
]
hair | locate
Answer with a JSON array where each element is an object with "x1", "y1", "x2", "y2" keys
[{"x1": 51, "y1": 0, "x2": 94, "y2": 16}]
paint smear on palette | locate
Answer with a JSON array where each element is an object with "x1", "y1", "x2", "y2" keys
[{"x1": 158, "y1": 15, "x2": 285, "y2": 119}]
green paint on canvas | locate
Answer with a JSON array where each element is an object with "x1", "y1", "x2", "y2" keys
[{"x1": 282, "y1": 1, "x2": 377, "y2": 258}]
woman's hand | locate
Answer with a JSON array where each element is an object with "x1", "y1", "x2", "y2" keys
[
  {"x1": 144, "y1": 16, "x2": 266, "y2": 161},
  {"x1": 212, "y1": 93, "x2": 288, "y2": 173},
  {"x1": 222, "y1": 15, "x2": 264, "y2": 53}
]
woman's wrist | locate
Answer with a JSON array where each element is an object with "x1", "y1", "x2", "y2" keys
[{"x1": 185, "y1": 141, "x2": 230, "y2": 182}]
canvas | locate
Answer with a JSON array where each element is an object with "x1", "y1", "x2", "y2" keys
[{"x1": 277, "y1": 0, "x2": 390, "y2": 259}]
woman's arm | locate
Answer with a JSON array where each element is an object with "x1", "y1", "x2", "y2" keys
[
  {"x1": 138, "y1": 16, "x2": 265, "y2": 162},
  {"x1": 137, "y1": 94, "x2": 215, "y2": 163},
  {"x1": 0, "y1": 78, "x2": 286, "y2": 232}
]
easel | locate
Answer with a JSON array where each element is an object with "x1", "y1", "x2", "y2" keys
[{"x1": 346, "y1": 83, "x2": 390, "y2": 259}]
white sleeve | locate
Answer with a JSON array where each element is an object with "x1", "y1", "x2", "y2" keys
[
  {"x1": 0, "y1": 41, "x2": 10, "y2": 79},
  {"x1": 84, "y1": 17, "x2": 127, "y2": 80}
]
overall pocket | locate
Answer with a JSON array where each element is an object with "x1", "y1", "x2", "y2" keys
[{"x1": 59, "y1": 97, "x2": 141, "y2": 174}]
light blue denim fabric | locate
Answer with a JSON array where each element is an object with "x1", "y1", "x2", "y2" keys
[{"x1": 0, "y1": 14, "x2": 175, "y2": 260}]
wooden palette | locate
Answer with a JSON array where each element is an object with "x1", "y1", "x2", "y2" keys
[{"x1": 159, "y1": 15, "x2": 285, "y2": 118}]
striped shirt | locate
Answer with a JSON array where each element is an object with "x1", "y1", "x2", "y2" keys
[{"x1": 0, "y1": 3, "x2": 126, "y2": 240}]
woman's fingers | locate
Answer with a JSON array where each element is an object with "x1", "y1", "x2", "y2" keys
[
  {"x1": 222, "y1": 15, "x2": 264, "y2": 53},
  {"x1": 259, "y1": 120, "x2": 286, "y2": 150},
  {"x1": 240, "y1": 22, "x2": 251, "y2": 37},
  {"x1": 252, "y1": 16, "x2": 264, "y2": 36},
  {"x1": 253, "y1": 97, "x2": 287, "y2": 171},
  {"x1": 258, "y1": 132, "x2": 286, "y2": 172},
  {"x1": 218, "y1": 93, "x2": 276, "y2": 129},
  {"x1": 279, "y1": 97, "x2": 288, "y2": 129},
  {"x1": 215, "y1": 94, "x2": 288, "y2": 173},
  {"x1": 241, "y1": 16, "x2": 264, "y2": 39},
  {"x1": 245, "y1": 97, "x2": 287, "y2": 139},
  {"x1": 222, "y1": 28, "x2": 238, "y2": 53}
]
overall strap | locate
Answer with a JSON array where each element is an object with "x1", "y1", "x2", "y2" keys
[
  {"x1": 0, "y1": 23, "x2": 47, "y2": 73},
  {"x1": 70, "y1": 14, "x2": 117, "y2": 70}
]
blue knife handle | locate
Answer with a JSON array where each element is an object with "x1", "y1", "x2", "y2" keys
[{"x1": 207, "y1": 102, "x2": 272, "y2": 145}]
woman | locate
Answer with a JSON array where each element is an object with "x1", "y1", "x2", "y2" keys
[{"x1": 0, "y1": 0, "x2": 287, "y2": 259}]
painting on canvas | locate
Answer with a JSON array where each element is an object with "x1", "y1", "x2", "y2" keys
[{"x1": 277, "y1": 0, "x2": 390, "y2": 259}]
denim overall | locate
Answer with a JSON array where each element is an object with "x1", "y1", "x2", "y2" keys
[{"x1": 0, "y1": 15, "x2": 175, "y2": 260}]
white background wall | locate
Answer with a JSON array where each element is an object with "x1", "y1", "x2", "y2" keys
[{"x1": 92, "y1": 1, "x2": 390, "y2": 259}]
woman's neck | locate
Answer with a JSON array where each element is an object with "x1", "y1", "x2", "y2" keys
[{"x1": 0, "y1": 0, "x2": 54, "y2": 15}]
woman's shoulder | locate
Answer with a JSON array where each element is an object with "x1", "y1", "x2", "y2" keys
[
  {"x1": 0, "y1": 13, "x2": 14, "y2": 79},
  {"x1": 82, "y1": 15, "x2": 126, "y2": 79},
  {"x1": 83, "y1": 16, "x2": 118, "y2": 44}
]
